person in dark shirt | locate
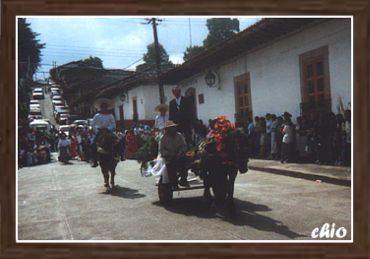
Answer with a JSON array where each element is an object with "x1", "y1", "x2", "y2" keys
[{"x1": 169, "y1": 86, "x2": 193, "y2": 147}]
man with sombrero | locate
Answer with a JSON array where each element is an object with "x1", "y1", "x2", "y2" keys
[
  {"x1": 159, "y1": 120, "x2": 189, "y2": 188},
  {"x1": 90, "y1": 98, "x2": 116, "y2": 167}
]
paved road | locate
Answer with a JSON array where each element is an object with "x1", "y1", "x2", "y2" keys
[
  {"x1": 18, "y1": 156, "x2": 351, "y2": 241},
  {"x1": 39, "y1": 90, "x2": 57, "y2": 125}
]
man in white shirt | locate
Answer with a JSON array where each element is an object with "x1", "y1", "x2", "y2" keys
[
  {"x1": 159, "y1": 120, "x2": 189, "y2": 189},
  {"x1": 154, "y1": 104, "x2": 169, "y2": 131},
  {"x1": 91, "y1": 98, "x2": 117, "y2": 167},
  {"x1": 91, "y1": 103, "x2": 116, "y2": 133}
]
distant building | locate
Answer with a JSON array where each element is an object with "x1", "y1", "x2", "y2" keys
[
  {"x1": 96, "y1": 69, "x2": 174, "y2": 129},
  {"x1": 160, "y1": 18, "x2": 351, "y2": 127},
  {"x1": 50, "y1": 62, "x2": 134, "y2": 118}
]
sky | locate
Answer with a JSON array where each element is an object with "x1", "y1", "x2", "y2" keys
[{"x1": 25, "y1": 16, "x2": 261, "y2": 79}]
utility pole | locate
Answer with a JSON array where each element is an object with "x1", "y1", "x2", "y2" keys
[
  {"x1": 188, "y1": 18, "x2": 192, "y2": 47},
  {"x1": 145, "y1": 18, "x2": 165, "y2": 104}
]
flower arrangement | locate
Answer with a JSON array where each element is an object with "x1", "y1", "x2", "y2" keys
[
  {"x1": 135, "y1": 135, "x2": 159, "y2": 167},
  {"x1": 207, "y1": 116, "x2": 236, "y2": 152}
]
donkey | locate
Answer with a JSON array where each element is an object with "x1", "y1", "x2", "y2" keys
[
  {"x1": 195, "y1": 129, "x2": 249, "y2": 215},
  {"x1": 96, "y1": 129, "x2": 119, "y2": 192}
]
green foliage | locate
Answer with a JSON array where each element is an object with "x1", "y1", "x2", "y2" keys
[
  {"x1": 183, "y1": 45, "x2": 205, "y2": 61},
  {"x1": 182, "y1": 18, "x2": 240, "y2": 61},
  {"x1": 18, "y1": 18, "x2": 45, "y2": 78},
  {"x1": 143, "y1": 42, "x2": 172, "y2": 66},
  {"x1": 17, "y1": 18, "x2": 45, "y2": 120},
  {"x1": 135, "y1": 136, "x2": 159, "y2": 164},
  {"x1": 82, "y1": 56, "x2": 103, "y2": 68},
  {"x1": 203, "y1": 18, "x2": 240, "y2": 48}
]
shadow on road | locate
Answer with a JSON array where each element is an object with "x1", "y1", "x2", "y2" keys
[
  {"x1": 154, "y1": 197, "x2": 306, "y2": 239},
  {"x1": 100, "y1": 185, "x2": 146, "y2": 199}
]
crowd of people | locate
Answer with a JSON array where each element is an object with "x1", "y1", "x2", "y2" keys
[
  {"x1": 19, "y1": 85, "x2": 351, "y2": 168},
  {"x1": 243, "y1": 110, "x2": 351, "y2": 166},
  {"x1": 18, "y1": 127, "x2": 55, "y2": 167}
]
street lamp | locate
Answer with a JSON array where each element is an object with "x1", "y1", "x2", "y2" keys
[{"x1": 205, "y1": 70, "x2": 217, "y2": 87}]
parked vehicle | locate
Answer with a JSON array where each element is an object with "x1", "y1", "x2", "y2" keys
[
  {"x1": 29, "y1": 103, "x2": 40, "y2": 110},
  {"x1": 30, "y1": 100, "x2": 40, "y2": 105},
  {"x1": 33, "y1": 87, "x2": 43, "y2": 93},
  {"x1": 52, "y1": 95, "x2": 63, "y2": 101},
  {"x1": 32, "y1": 91, "x2": 45, "y2": 99},
  {"x1": 51, "y1": 90, "x2": 60, "y2": 97},
  {"x1": 73, "y1": 119, "x2": 88, "y2": 126},
  {"x1": 54, "y1": 107, "x2": 70, "y2": 120},
  {"x1": 52, "y1": 100, "x2": 64, "y2": 107},
  {"x1": 30, "y1": 106, "x2": 41, "y2": 114},
  {"x1": 29, "y1": 119, "x2": 51, "y2": 132},
  {"x1": 59, "y1": 114, "x2": 70, "y2": 125}
]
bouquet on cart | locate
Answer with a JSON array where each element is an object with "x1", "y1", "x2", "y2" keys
[
  {"x1": 196, "y1": 116, "x2": 249, "y2": 174},
  {"x1": 135, "y1": 133, "x2": 159, "y2": 174},
  {"x1": 134, "y1": 131, "x2": 169, "y2": 183}
]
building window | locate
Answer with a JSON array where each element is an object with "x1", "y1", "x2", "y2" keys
[
  {"x1": 198, "y1": 94, "x2": 204, "y2": 104},
  {"x1": 300, "y1": 46, "x2": 331, "y2": 116},
  {"x1": 234, "y1": 72, "x2": 252, "y2": 127}
]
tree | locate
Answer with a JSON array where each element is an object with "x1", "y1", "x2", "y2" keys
[
  {"x1": 203, "y1": 18, "x2": 240, "y2": 48},
  {"x1": 81, "y1": 56, "x2": 103, "y2": 68},
  {"x1": 18, "y1": 18, "x2": 45, "y2": 78},
  {"x1": 143, "y1": 42, "x2": 172, "y2": 66},
  {"x1": 182, "y1": 18, "x2": 240, "y2": 62},
  {"x1": 17, "y1": 18, "x2": 45, "y2": 121},
  {"x1": 183, "y1": 45, "x2": 205, "y2": 61}
]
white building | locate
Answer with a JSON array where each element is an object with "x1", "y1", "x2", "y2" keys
[
  {"x1": 160, "y1": 18, "x2": 351, "y2": 126},
  {"x1": 97, "y1": 72, "x2": 174, "y2": 129}
]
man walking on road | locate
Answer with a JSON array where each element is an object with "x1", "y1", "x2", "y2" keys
[{"x1": 90, "y1": 98, "x2": 116, "y2": 167}]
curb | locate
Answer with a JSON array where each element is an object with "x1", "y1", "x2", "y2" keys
[{"x1": 248, "y1": 166, "x2": 351, "y2": 187}]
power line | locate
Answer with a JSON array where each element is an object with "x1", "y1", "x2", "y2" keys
[
  {"x1": 45, "y1": 44, "x2": 148, "y2": 52},
  {"x1": 42, "y1": 47, "x2": 184, "y2": 56},
  {"x1": 123, "y1": 57, "x2": 144, "y2": 69}
]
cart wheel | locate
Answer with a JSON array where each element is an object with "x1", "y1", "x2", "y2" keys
[{"x1": 158, "y1": 177, "x2": 173, "y2": 205}]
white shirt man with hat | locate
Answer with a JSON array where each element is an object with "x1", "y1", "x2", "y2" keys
[
  {"x1": 159, "y1": 120, "x2": 189, "y2": 189},
  {"x1": 90, "y1": 98, "x2": 117, "y2": 167}
]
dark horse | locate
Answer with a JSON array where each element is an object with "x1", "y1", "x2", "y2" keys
[
  {"x1": 96, "y1": 129, "x2": 119, "y2": 192},
  {"x1": 195, "y1": 129, "x2": 249, "y2": 215}
]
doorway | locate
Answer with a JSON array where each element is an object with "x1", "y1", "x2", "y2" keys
[{"x1": 185, "y1": 87, "x2": 197, "y2": 121}]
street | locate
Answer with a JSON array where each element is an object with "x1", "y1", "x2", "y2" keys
[{"x1": 17, "y1": 157, "x2": 351, "y2": 241}]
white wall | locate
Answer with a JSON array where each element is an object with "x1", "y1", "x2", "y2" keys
[
  {"x1": 173, "y1": 18, "x2": 351, "y2": 124},
  {"x1": 114, "y1": 83, "x2": 175, "y2": 122}
]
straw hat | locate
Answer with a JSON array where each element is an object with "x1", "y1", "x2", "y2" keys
[
  {"x1": 93, "y1": 98, "x2": 114, "y2": 110},
  {"x1": 282, "y1": 112, "x2": 292, "y2": 118},
  {"x1": 155, "y1": 103, "x2": 169, "y2": 112},
  {"x1": 164, "y1": 120, "x2": 177, "y2": 129}
]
